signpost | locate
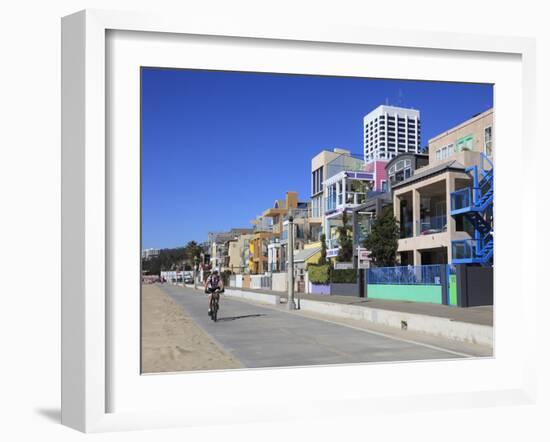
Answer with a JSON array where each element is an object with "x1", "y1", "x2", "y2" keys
[
  {"x1": 357, "y1": 247, "x2": 371, "y2": 298},
  {"x1": 357, "y1": 247, "x2": 371, "y2": 269}
]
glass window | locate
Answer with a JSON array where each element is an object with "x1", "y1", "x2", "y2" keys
[{"x1": 484, "y1": 126, "x2": 493, "y2": 157}]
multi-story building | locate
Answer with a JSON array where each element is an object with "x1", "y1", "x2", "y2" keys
[
  {"x1": 323, "y1": 152, "x2": 367, "y2": 258},
  {"x1": 249, "y1": 215, "x2": 273, "y2": 274},
  {"x1": 224, "y1": 233, "x2": 254, "y2": 274},
  {"x1": 279, "y1": 204, "x2": 313, "y2": 272},
  {"x1": 141, "y1": 248, "x2": 160, "y2": 260},
  {"x1": 263, "y1": 193, "x2": 297, "y2": 273},
  {"x1": 322, "y1": 153, "x2": 389, "y2": 259},
  {"x1": 352, "y1": 153, "x2": 428, "y2": 265},
  {"x1": 386, "y1": 152, "x2": 429, "y2": 191},
  {"x1": 310, "y1": 148, "x2": 354, "y2": 241},
  {"x1": 208, "y1": 228, "x2": 253, "y2": 272},
  {"x1": 391, "y1": 109, "x2": 494, "y2": 266},
  {"x1": 261, "y1": 192, "x2": 312, "y2": 273},
  {"x1": 428, "y1": 108, "x2": 493, "y2": 168},
  {"x1": 363, "y1": 105, "x2": 421, "y2": 163}
]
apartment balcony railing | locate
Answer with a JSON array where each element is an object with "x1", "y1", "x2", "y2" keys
[
  {"x1": 284, "y1": 208, "x2": 310, "y2": 221},
  {"x1": 253, "y1": 224, "x2": 273, "y2": 233},
  {"x1": 325, "y1": 153, "x2": 365, "y2": 180},
  {"x1": 416, "y1": 215, "x2": 447, "y2": 236},
  {"x1": 325, "y1": 193, "x2": 367, "y2": 213},
  {"x1": 450, "y1": 188, "x2": 472, "y2": 212},
  {"x1": 399, "y1": 221, "x2": 413, "y2": 238},
  {"x1": 452, "y1": 239, "x2": 477, "y2": 261}
]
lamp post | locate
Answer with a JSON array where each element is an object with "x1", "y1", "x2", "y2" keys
[
  {"x1": 193, "y1": 256, "x2": 198, "y2": 289},
  {"x1": 287, "y1": 214, "x2": 295, "y2": 310}
]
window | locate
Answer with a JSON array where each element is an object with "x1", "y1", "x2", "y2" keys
[
  {"x1": 456, "y1": 135, "x2": 474, "y2": 152},
  {"x1": 484, "y1": 126, "x2": 493, "y2": 157},
  {"x1": 312, "y1": 166, "x2": 323, "y2": 195},
  {"x1": 381, "y1": 180, "x2": 388, "y2": 192}
]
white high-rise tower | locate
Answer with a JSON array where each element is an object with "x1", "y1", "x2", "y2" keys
[{"x1": 363, "y1": 105, "x2": 421, "y2": 163}]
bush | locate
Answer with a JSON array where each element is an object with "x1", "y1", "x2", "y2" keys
[
  {"x1": 221, "y1": 270, "x2": 232, "y2": 286},
  {"x1": 331, "y1": 269, "x2": 357, "y2": 284},
  {"x1": 308, "y1": 264, "x2": 330, "y2": 285}
]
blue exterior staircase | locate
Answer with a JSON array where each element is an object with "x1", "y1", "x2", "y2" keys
[{"x1": 450, "y1": 153, "x2": 494, "y2": 266}]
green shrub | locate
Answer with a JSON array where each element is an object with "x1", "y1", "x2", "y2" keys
[
  {"x1": 331, "y1": 269, "x2": 357, "y2": 284},
  {"x1": 221, "y1": 270, "x2": 232, "y2": 286},
  {"x1": 308, "y1": 264, "x2": 330, "y2": 285}
]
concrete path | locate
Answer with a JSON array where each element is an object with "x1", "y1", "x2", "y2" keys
[{"x1": 159, "y1": 284, "x2": 467, "y2": 369}]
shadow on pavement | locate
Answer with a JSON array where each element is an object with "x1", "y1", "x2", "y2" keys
[{"x1": 217, "y1": 314, "x2": 266, "y2": 322}]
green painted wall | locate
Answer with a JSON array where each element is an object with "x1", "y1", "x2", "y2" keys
[
  {"x1": 448, "y1": 274, "x2": 457, "y2": 306},
  {"x1": 367, "y1": 284, "x2": 442, "y2": 304}
]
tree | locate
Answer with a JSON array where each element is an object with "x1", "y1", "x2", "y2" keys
[
  {"x1": 336, "y1": 210, "x2": 353, "y2": 262},
  {"x1": 318, "y1": 233, "x2": 328, "y2": 265},
  {"x1": 362, "y1": 206, "x2": 399, "y2": 267},
  {"x1": 184, "y1": 240, "x2": 203, "y2": 264}
]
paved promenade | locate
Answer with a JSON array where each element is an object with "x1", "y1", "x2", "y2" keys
[{"x1": 160, "y1": 284, "x2": 469, "y2": 369}]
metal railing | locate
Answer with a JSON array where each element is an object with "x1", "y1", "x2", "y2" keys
[
  {"x1": 451, "y1": 239, "x2": 477, "y2": 260},
  {"x1": 325, "y1": 193, "x2": 367, "y2": 212},
  {"x1": 451, "y1": 188, "x2": 472, "y2": 211},
  {"x1": 368, "y1": 264, "x2": 443, "y2": 285},
  {"x1": 416, "y1": 215, "x2": 447, "y2": 235},
  {"x1": 325, "y1": 153, "x2": 365, "y2": 180}
]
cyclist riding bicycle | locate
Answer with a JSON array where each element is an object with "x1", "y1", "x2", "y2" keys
[{"x1": 205, "y1": 269, "x2": 224, "y2": 317}]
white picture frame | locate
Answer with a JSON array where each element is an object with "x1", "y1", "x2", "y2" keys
[{"x1": 61, "y1": 9, "x2": 538, "y2": 433}]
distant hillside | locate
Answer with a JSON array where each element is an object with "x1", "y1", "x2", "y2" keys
[{"x1": 141, "y1": 241, "x2": 204, "y2": 275}]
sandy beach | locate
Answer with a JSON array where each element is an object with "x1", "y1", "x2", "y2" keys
[{"x1": 141, "y1": 284, "x2": 241, "y2": 373}]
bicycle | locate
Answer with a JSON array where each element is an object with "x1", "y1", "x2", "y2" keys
[{"x1": 208, "y1": 287, "x2": 224, "y2": 322}]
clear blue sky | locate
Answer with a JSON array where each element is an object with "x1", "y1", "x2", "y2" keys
[{"x1": 141, "y1": 68, "x2": 493, "y2": 249}]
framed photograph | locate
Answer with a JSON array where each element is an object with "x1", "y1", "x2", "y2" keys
[{"x1": 61, "y1": 9, "x2": 537, "y2": 433}]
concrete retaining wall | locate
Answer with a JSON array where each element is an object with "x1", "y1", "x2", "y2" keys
[
  {"x1": 272, "y1": 272, "x2": 287, "y2": 292},
  {"x1": 224, "y1": 288, "x2": 280, "y2": 305},
  {"x1": 235, "y1": 274, "x2": 243, "y2": 288},
  {"x1": 250, "y1": 275, "x2": 263, "y2": 289},
  {"x1": 309, "y1": 283, "x2": 330, "y2": 295},
  {"x1": 298, "y1": 298, "x2": 492, "y2": 347},
  {"x1": 330, "y1": 282, "x2": 358, "y2": 296},
  {"x1": 368, "y1": 284, "x2": 442, "y2": 304}
]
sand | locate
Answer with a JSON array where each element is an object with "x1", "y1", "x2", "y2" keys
[{"x1": 141, "y1": 284, "x2": 241, "y2": 373}]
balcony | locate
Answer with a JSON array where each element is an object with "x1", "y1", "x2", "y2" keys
[
  {"x1": 416, "y1": 215, "x2": 447, "y2": 236},
  {"x1": 325, "y1": 192, "x2": 367, "y2": 214},
  {"x1": 253, "y1": 224, "x2": 273, "y2": 233},
  {"x1": 325, "y1": 154, "x2": 365, "y2": 180},
  {"x1": 451, "y1": 238, "x2": 485, "y2": 265},
  {"x1": 450, "y1": 188, "x2": 472, "y2": 213}
]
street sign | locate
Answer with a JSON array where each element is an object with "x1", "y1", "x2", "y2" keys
[
  {"x1": 357, "y1": 248, "x2": 371, "y2": 269},
  {"x1": 334, "y1": 262, "x2": 353, "y2": 270}
]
